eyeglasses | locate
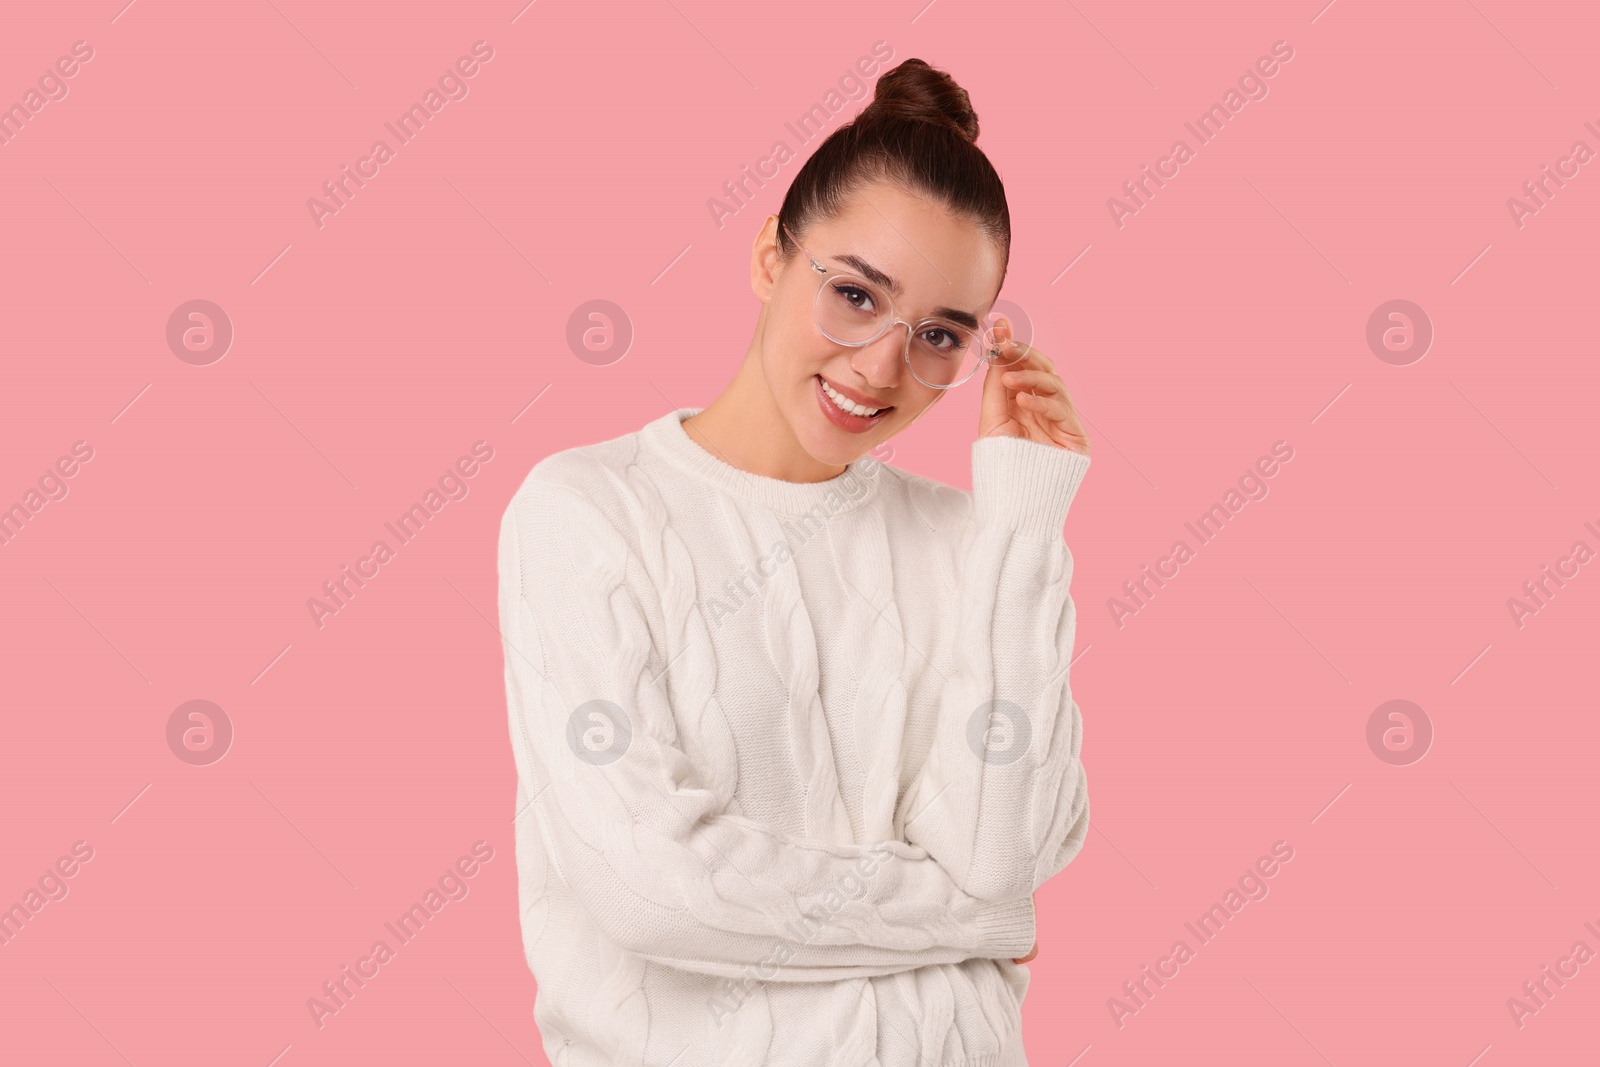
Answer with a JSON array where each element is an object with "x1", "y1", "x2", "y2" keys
[{"x1": 781, "y1": 221, "x2": 1022, "y2": 390}]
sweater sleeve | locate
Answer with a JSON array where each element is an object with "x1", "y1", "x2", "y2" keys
[
  {"x1": 497, "y1": 474, "x2": 1036, "y2": 982},
  {"x1": 898, "y1": 435, "x2": 1093, "y2": 903}
]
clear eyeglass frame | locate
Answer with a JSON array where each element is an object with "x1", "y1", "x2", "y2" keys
[{"x1": 780, "y1": 221, "x2": 1020, "y2": 391}]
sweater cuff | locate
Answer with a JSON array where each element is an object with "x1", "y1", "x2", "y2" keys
[
  {"x1": 972, "y1": 895, "x2": 1037, "y2": 959},
  {"x1": 971, "y1": 435, "x2": 1091, "y2": 543}
]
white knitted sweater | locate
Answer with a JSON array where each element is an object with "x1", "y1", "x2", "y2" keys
[{"x1": 497, "y1": 407, "x2": 1092, "y2": 1067}]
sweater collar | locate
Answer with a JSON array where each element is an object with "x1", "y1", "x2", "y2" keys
[{"x1": 640, "y1": 407, "x2": 887, "y2": 516}]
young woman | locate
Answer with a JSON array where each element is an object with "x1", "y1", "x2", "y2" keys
[{"x1": 498, "y1": 58, "x2": 1092, "y2": 1067}]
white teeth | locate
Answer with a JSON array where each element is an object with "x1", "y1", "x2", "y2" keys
[{"x1": 821, "y1": 378, "x2": 884, "y2": 417}]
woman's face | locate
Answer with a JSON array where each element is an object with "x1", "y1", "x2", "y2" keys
[{"x1": 753, "y1": 180, "x2": 1007, "y2": 468}]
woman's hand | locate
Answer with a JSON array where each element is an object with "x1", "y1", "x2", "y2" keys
[
  {"x1": 1012, "y1": 892, "x2": 1039, "y2": 964},
  {"x1": 978, "y1": 318, "x2": 1091, "y2": 456}
]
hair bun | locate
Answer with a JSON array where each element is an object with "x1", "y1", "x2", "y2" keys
[{"x1": 865, "y1": 58, "x2": 979, "y2": 143}]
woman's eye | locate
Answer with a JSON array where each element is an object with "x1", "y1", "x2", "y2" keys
[
  {"x1": 922, "y1": 327, "x2": 965, "y2": 350},
  {"x1": 833, "y1": 284, "x2": 876, "y2": 313}
]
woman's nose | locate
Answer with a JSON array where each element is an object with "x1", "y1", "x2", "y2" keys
[{"x1": 853, "y1": 320, "x2": 911, "y2": 387}]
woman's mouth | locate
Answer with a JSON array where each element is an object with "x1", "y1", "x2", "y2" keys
[{"x1": 815, "y1": 374, "x2": 892, "y2": 432}]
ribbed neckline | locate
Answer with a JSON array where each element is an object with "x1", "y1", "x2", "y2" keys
[{"x1": 639, "y1": 407, "x2": 886, "y2": 516}]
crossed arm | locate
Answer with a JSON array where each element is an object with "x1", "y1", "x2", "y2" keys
[{"x1": 497, "y1": 438, "x2": 1088, "y2": 982}]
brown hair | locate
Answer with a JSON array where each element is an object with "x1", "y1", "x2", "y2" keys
[{"x1": 776, "y1": 58, "x2": 1010, "y2": 287}]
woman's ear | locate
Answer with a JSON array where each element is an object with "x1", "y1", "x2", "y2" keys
[{"x1": 750, "y1": 215, "x2": 785, "y2": 303}]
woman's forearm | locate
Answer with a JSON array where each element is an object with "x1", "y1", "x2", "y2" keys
[{"x1": 899, "y1": 435, "x2": 1092, "y2": 903}]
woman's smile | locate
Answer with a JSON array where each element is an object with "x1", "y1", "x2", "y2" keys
[{"x1": 815, "y1": 373, "x2": 894, "y2": 432}]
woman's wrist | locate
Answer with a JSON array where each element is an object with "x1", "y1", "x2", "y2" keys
[
  {"x1": 971, "y1": 434, "x2": 1091, "y2": 543},
  {"x1": 971, "y1": 894, "x2": 1037, "y2": 960}
]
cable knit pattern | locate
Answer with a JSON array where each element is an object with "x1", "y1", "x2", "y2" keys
[{"x1": 497, "y1": 408, "x2": 1091, "y2": 1067}]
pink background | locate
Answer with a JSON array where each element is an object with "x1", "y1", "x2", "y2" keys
[{"x1": 3, "y1": 1, "x2": 1597, "y2": 1064}]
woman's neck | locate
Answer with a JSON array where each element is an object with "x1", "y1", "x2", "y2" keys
[{"x1": 682, "y1": 355, "x2": 848, "y2": 486}]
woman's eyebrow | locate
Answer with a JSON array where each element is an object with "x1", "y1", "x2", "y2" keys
[{"x1": 830, "y1": 252, "x2": 982, "y2": 330}]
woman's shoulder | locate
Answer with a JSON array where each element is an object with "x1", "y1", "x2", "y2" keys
[
  {"x1": 500, "y1": 427, "x2": 652, "y2": 546},
  {"x1": 515, "y1": 435, "x2": 636, "y2": 499}
]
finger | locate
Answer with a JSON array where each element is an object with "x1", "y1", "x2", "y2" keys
[
  {"x1": 998, "y1": 341, "x2": 1053, "y2": 377},
  {"x1": 987, "y1": 318, "x2": 1034, "y2": 368},
  {"x1": 1000, "y1": 369, "x2": 1065, "y2": 396},
  {"x1": 990, "y1": 315, "x2": 1010, "y2": 346},
  {"x1": 990, "y1": 326, "x2": 1051, "y2": 371},
  {"x1": 979, "y1": 351, "x2": 1013, "y2": 432},
  {"x1": 1016, "y1": 391, "x2": 1075, "y2": 422},
  {"x1": 1016, "y1": 394, "x2": 1090, "y2": 450},
  {"x1": 1016, "y1": 391, "x2": 1079, "y2": 428},
  {"x1": 1022, "y1": 387, "x2": 1064, "y2": 418}
]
